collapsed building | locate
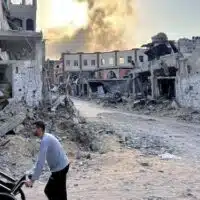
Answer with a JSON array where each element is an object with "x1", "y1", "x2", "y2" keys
[
  {"x1": 51, "y1": 31, "x2": 200, "y2": 110},
  {"x1": 134, "y1": 32, "x2": 200, "y2": 110},
  {"x1": 45, "y1": 59, "x2": 64, "y2": 87},
  {"x1": 61, "y1": 49, "x2": 148, "y2": 99},
  {"x1": 0, "y1": 0, "x2": 45, "y2": 107},
  {"x1": 135, "y1": 32, "x2": 179, "y2": 100}
]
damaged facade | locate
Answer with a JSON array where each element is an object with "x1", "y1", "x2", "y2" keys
[
  {"x1": 62, "y1": 49, "x2": 148, "y2": 98},
  {"x1": 0, "y1": 0, "x2": 45, "y2": 107},
  {"x1": 45, "y1": 59, "x2": 64, "y2": 86},
  {"x1": 53, "y1": 32, "x2": 200, "y2": 110}
]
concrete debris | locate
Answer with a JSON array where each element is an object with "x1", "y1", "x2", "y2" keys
[
  {"x1": 0, "y1": 90, "x2": 4, "y2": 97},
  {"x1": 0, "y1": 98, "x2": 9, "y2": 110},
  {"x1": 0, "y1": 139, "x2": 10, "y2": 147},
  {"x1": 0, "y1": 112, "x2": 26, "y2": 137},
  {"x1": 0, "y1": 95, "x2": 117, "y2": 178},
  {"x1": 107, "y1": 97, "x2": 200, "y2": 124},
  {"x1": 159, "y1": 153, "x2": 181, "y2": 160},
  {"x1": 125, "y1": 133, "x2": 174, "y2": 156},
  {"x1": 104, "y1": 91, "x2": 122, "y2": 103},
  {"x1": 143, "y1": 196, "x2": 166, "y2": 200},
  {"x1": 171, "y1": 100, "x2": 180, "y2": 109}
]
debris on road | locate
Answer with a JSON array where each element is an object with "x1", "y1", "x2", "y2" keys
[
  {"x1": 0, "y1": 95, "x2": 117, "y2": 178},
  {"x1": 159, "y1": 153, "x2": 181, "y2": 160}
]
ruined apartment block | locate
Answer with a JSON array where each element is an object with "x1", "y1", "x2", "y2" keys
[
  {"x1": 137, "y1": 33, "x2": 200, "y2": 110},
  {"x1": 61, "y1": 32, "x2": 200, "y2": 110},
  {"x1": 8, "y1": 0, "x2": 36, "y2": 31},
  {"x1": 62, "y1": 49, "x2": 148, "y2": 80},
  {"x1": 45, "y1": 59, "x2": 64, "y2": 86},
  {"x1": 61, "y1": 49, "x2": 148, "y2": 96},
  {"x1": 0, "y1": 0, "x2": 44, "y2": 107}
]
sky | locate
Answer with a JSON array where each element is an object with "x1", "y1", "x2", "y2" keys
[
  {"x1": 36, "y1": 0, "x2": 200, "y2": 47},
  {"x1": 135, "y1": 0, "x2": 200, "y2": 45}
]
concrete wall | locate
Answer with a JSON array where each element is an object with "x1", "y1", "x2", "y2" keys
[
  {"x1": 136, "y1": 49, "x2": 148, "y2": 68},
  {"x1": 82, "y1": 53, "x2": 98, "y2": 71},
  {"x1": 178, "y1": 37, "x2": 200, "y2": 54},
  {"x1": 3, "y1": 40, "x2": 35, "y2": 60},
  {"x1": 0, "y1": 0, "x2": 10, "y2": 30},
  {"x1": 102, "y1": 80, "x2": 128, "y2": 94},
  {"x1": 116, "y1": 50, "x2": 133, "y2": 68},
  {"x1": 175, "y1": 48, "x2": 200, "y2": 110},
  {"x1": 9, "y1": 0, "x2": 36, "y2": 31},
  {"x1": 63, "y1": 53, "x2": 80, "y2": 72},
  {"x1": 11, "y1": 40, "x2": 43, "y2": 107},
  {"x1": 119, "y1": 69, "x2": 132, "y2": 78},
  {"x1": 99, "y1": 51, "x2": 116, "y2": 68},
  {"x1": 63, "y1": 49, "x2": 147, "y2": 73},
  {"x1": 54, "y1": 61, "x2": 63, "y2": 85},
  {"x1": 12, "y1": 60, "x2": 42, "y2": 106},
  {"x1": 101, "y1": 69, "x2": 119, "y2": 79},
  {"x1": 5, "y1": 65, "x2": 12, "y2": 83},
  {"x1": 176, "y1": 73, "x2": 200, "y2": 110},
  {"x1": 186, "y1": 47, "x2": 200, "y2": 73}
]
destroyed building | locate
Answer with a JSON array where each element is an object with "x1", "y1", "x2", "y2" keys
[
  {"x1": 45, "y1": 59, "x2": 64, "y2": 86},
  {"x1": 134, "y1": 32, "x2": 179, "y2": 99},
  {"x1": 61, "y1": 49, "x2": 148, "y2": 97},
  {"x1": 136, "y1": 33, "x2": 200, "y2": 110},
  {"x1": 8, "y1": 0, "x2": 36, "y2": 31},
  {"x1": 0, "y1": 0, "x2": 45, "y2": 107},
  {"x1": 55, "y1": 32, "x2": 200, "y2": 110},
  {"x1": 177, "y1": 36, "x2": 200, "y2": 55}
]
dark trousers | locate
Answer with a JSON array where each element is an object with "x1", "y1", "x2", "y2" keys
[{"x1": 44, "y1": 164, "x2": 69, "y2": 200}]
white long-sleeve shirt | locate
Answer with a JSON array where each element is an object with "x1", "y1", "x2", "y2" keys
[{"x1": 31, "y1": 133, "x2": 69, "y2": 181}]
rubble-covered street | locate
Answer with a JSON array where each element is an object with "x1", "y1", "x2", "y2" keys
[
  {"x1": 19, "y1": 98, "x2": 200, "y2": 200},
  {"x1": 1, "y1": 0, "x2": 200, "y2": 199}
]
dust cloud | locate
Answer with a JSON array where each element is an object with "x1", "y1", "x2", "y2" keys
[{"x1": 42, "y1": 0, "x2": 136, "y2": 59}]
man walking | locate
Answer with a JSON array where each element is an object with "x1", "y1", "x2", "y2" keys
[{"x1": 25, "y1": 121, "x2": 69, "y2": 200}]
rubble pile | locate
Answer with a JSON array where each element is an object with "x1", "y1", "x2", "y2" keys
[
  {"x1": 113, "y1": 97, "x2": 200, "y2": 124},
  {"x1": 125, "y1": 133, "x2": 175, "y2": 156},
  {"x1": 0, "y1": 95, "x2": 116, "y2": 178}
]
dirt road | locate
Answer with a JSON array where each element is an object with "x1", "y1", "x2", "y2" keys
[
  {"x1": 22, "y1": 98, "x2": 200, "y2": 200},
  {"x1": 73, "y1": 98, "x2": 200, "y2": 161}
]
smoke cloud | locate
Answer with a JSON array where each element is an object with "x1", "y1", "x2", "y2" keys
[{"x1": 44, "y1": 0, "x2": 136, "y2": 59}]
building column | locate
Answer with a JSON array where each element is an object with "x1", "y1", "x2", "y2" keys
[
  {"x1": 115, "y1": 50, "x2": 118, "y2": 67},
  {"x1": 150, "y1": 64, "x2": 157, "y2": 99},
  {"x1": 132, "y1": 73, "x2": 136, "y2": 98},
  {"x1": 23, "y1": 18, "x2": 26, "y2": 30}
]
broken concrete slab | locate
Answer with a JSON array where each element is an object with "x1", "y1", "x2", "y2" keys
[{"x1": 0, "y1": 112, "x2": 26, "y2": 137}]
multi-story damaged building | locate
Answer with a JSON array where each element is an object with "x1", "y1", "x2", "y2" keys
[
  {"x1": 60, "y1": 31, "x2": 200, "y2": 110},
  {"x1": 135, "y1": 32, "x2": 200, "y2": 110},
  {"x1": 178, "y1": 36, "x2": 200, "y2": 54},
  {"x1": 45, "y1": 59, "x2": 64, "y2": 86},
  {"x1": 134, "y1": 32, "x2": 179, "y2": 99},
  {"x1": 63, "y1": 49, "x2": 148, "y2": 80},
  {"x1": 0, "y1": 0, "x2": 45, "y2": 107},
  {"x1": 62, "y1": 49, "x2": 148, "y2": 96},
  {"x1": 8, "y1": 0, "x2": 36, "y2": 31}
]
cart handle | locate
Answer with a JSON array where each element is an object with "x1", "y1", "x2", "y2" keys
[
  {"x1": 0, "y1": 171, "x2": 16, "y2": 182},
  {"x1": 0, "y1": 183, "x2": 11, "y2": 193}
]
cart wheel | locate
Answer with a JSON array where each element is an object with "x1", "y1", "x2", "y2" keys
[
  {"x1": 15, "y1": 189, "x2": 26, "y2": 200},
  {"x1": 0, "y1": 193, "x2": 17, "y2": 200}
]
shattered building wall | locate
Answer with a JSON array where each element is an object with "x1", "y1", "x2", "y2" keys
[
  {"x1": 8, "y1": 0, "x2": 37, "y2": 31},
  {"x1": 0, "y1": 0, "x2": 10, "y2": 30},
  {"x1": 0, "y1": 0, "x2": 44, "y2": 107},
  {"x1": 176, "y1": 46, "x2": 200, "y2": 110},
  {"x1": 12, "y1": 60, "x2": 42, "y2": 105},
  {"x1": 9, "y1": 37, "x2": 44, "y2": 106},
  {"x1": 178, "y1": 36, "x2": 200, "y2": 55},
  {"x1": 62, "y1": 49, "x2": 147, "y2": 81}
]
